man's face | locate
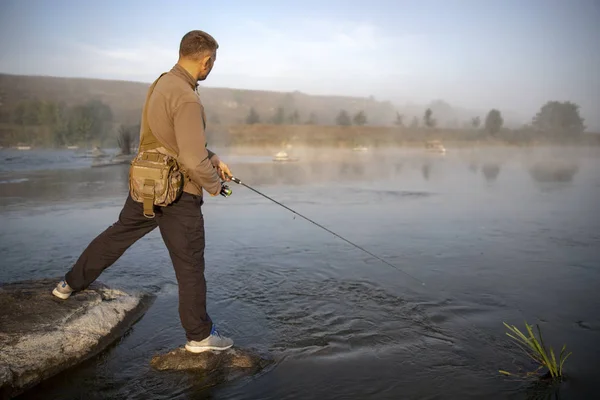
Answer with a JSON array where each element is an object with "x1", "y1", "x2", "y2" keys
[{"x1": 197, "y1": 51, "x2": 216, "y2": 81}]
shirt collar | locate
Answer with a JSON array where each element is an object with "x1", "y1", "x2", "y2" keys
[{"x1": 170, "y1": 64, "x2": 197, "y2": 89}]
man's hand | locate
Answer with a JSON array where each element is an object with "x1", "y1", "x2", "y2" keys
[{"x1": 210, "y1": 154, "x2": 232, "y2": 181}]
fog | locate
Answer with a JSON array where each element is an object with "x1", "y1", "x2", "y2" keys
[{"x1": 212, "y1": 145, "x2": 588, "y2": 188}]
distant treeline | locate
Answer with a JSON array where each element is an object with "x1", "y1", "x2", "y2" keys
[
  {"x1": 211, "y1": 123, "x2": 600, "y2": 149},
  {"x1": 0, "y1": 98, "x2": 142, "y2": 148},
  {"x1": 213, "y1": 100, "x2": 594, "y2": 148},
  {"x1": 241, "y1": 100, "x2": 588, "y2": 140},
  {"x1": 0, "y1": 98, "x2": 113, "y2": 147},
  {"x1": 0, "y1": 94, "x2": 592, "y2": 148}
]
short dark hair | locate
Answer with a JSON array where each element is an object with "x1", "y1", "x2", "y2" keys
[{"x1": 179, "y1": 30, "x2": 219, "y2": 60}]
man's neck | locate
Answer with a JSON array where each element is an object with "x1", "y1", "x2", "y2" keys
[{"x1": 176, "y1": 60, "x2": 199, "y2": 81}]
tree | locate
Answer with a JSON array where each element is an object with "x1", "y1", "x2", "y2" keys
[
  {"x1": 39, "y1": 101, "x2": 59, "y2": 126},
  {"x1": 67, "y1": 105, "x2": 93, "y2": 144},
  {"x1": 66, "y1": 100, "x2": 113, "y2": 145},
  {"x1": 305, "y1": 112, "x2": 318, "y2": 125},
  {"x1": 24, "y1": 99, "x2": 43, "y2": 125},
  {"x1": 246, "y1": 107, "x2": 260, "y2": 124},
  {"x1": 353, "y1": 110, "x2": 367, "y2": 126},
  {"x1": 13, "y1": 103, "x2": 25, "y2": 125},
  {"x1": 471, "y1": 116, "x2": 481, "y2": 129},
  {"x1": 0, "y1": 105, "x2": 10, "y2": 124},
  {"x1": 56, "y1": 102, "x2": 70, "y2": 145},
  {"x1": 423, "y1": 108, "x2": 436, "y2": 128},
  {"x1": 7, "y1": 99, "x2": 112, "y2": 147},
  {"x1": 288, "y1": 109, "x2": 300, "y2": 124},
  {"x1": 117, "y1": 125, "x2": 135, "y2": 155},
  {"x1": 531, "y1": 101, "x2": 585, "y2": 137},
  {"x1": 484, "y1": 109, "x2": 503, "y2": 135},
  {"x1": 13, "y1": 99, "x2": 44, "y2": 126},
  {"x1": 271, "y1": 107, "x2": 285, "y2": 124},
  {"x1": 335, "y1": 110, "x2": 351, "y2": 126},
  {"x1": 394, "y1": 112, "x2": 404, "y2": 127},
  {"x1": 409, "y1": 116, "x2": 419, "y2": 129},
  {"x1": 46, "y1": 101, "x2": 69, "y2": 146}
]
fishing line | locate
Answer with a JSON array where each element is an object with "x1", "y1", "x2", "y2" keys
[
  {"x1": 225, "y1": 175, "x2": 426, "y2": 286},
  {"x1": 224, "y1": 175, "x2": 524, "y2": 375}
]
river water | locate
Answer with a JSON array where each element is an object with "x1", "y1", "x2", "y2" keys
[{"x1": 1, "y1": 146, "x2": 598, "y2": 399}]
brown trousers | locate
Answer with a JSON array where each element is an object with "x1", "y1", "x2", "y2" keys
[{"x1": 65, "y1": 192, "x2": 212, "y2": 341}]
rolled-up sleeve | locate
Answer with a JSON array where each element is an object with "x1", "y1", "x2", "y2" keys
[{"x1": 173, "y1": 101, "x2": 221, "y2": 195}]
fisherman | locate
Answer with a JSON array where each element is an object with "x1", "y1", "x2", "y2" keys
[{"x1": 52, "y1": 30, "x2": 234, "y2": 353}]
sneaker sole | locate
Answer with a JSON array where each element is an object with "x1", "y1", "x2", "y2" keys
[
  {"x1": 184, "y1": 343, "x2": 233, "y2": 353},
  {"x1": 52, "y1": 288, "x2": 71, "y2": 299}
]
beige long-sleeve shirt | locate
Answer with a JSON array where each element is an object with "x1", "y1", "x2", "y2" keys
[{"x1": 146, "y1": 64, "x2": 220, "y2": 196}]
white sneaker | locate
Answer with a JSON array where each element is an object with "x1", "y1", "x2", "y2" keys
[
  {"x1": 185, "y1": 325, "x2": 234, "y2": 353},
  {"x1": 52, "y1": 280, "x2": 73, "y2": 299}
]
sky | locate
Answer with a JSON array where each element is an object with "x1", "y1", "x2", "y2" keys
[{"x1": 0, "y1": 0, "x2": 599, "y2": 129}]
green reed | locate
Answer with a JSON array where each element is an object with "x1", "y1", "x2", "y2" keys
[{"x1": 499, "y1": 321, "x2": 572, "y2": 381}]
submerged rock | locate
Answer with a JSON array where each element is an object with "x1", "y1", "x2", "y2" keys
[
  {"x1": 0, "y1": 278, "x2": 153, "y2": 399},
  {"x1": 151, "y1": 347, "x2": 272, "y2": 377}
]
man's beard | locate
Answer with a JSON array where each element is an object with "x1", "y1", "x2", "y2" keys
[
  {"x1": 197, "y1": 66, "x2": 213, "y2": 81},
  {"x1": 197, "y1": 71, "x2": 209, "y2": 81}
]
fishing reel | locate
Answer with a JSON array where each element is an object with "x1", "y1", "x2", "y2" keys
[
  {"x1": 220, "y1": 175, "x2": 241, "y2": 197},
  {"x1": 220, "y1": 183, "x2": 232, "y2": 197}
]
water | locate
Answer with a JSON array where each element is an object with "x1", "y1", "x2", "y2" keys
[{"x1": 1, "y1": 146, "x2": 599, "y2": 399}]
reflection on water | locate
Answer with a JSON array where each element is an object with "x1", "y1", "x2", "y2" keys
[
  {"x1": 529, "y1": 161, "x2": 579, "y2": 183},
  {"x1": 0, "y1": 148, "x2": 120, "y2": 172},
  {"x1": 482, "y1": 163, "x2": 501, "y2": 182},
  {"x1": 421, "y1": 163, "x2": 431, "y2": 180},
  {"x1": 1, "y1": 146, "x2": 599, "y2": 399},
  {"x1": 0, "y1": 164, "x2": 131, "y2": 209}
]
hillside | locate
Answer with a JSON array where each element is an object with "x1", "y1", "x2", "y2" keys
[
  {"x1": 0, "y1": 73, "x2": 398, "y2": 128},
  {"x1": 0, "y1": 73, "x2": 593, "y2": 149}
]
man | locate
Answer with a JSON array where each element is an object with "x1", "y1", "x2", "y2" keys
[{"x1": 52, "y1": 30, "x2": 234, "y2": 353}]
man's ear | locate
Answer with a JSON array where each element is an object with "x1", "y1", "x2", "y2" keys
[{"x1": 203, "y1": 54, "x2": 214, "y2": 69}]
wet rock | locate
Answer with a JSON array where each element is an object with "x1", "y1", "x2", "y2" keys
[
  {"x1": 0, "y1": 278, "x2": 153, "y2": 399},
  {"x1": 150, "y1": 347, "x2": 272, "y2": 375}
]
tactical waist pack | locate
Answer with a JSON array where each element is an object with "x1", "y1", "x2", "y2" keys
[{"x1": 129, "y1": 73, "x2": 185, "y2": 218}]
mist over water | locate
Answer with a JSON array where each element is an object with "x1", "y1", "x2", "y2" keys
[{"x1": 1, "y1": 145, "x2": 599, "y2": 399}]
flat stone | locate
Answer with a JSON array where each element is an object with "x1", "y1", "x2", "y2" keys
[
  {"x1": 150, "y1": 347, "x2": 272, "y2": 376},
  {"x1": 0, "y1": 278, "x2": 153, "y2": 399}
]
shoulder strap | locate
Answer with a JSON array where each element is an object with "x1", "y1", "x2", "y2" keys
[{"x1": 137, "y1": 73, "x2": 177, "y2": 155}]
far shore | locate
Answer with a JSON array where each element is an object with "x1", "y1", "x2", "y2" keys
[{"x1": 1, "y1": 124, "x2": 598, "y2": 150}]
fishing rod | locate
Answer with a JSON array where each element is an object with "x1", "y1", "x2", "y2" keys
[{"x1": 221, "y1": 175, "x2": 425, "y2": 286}]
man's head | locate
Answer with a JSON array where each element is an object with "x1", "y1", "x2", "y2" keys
[{"x1": 178, "y1": 30, "x2": 219, "y2": 81}]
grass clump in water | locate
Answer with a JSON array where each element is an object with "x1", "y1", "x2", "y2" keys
[{"x1": 499, "y1": 321, "x2": 572, "y2": 382}]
